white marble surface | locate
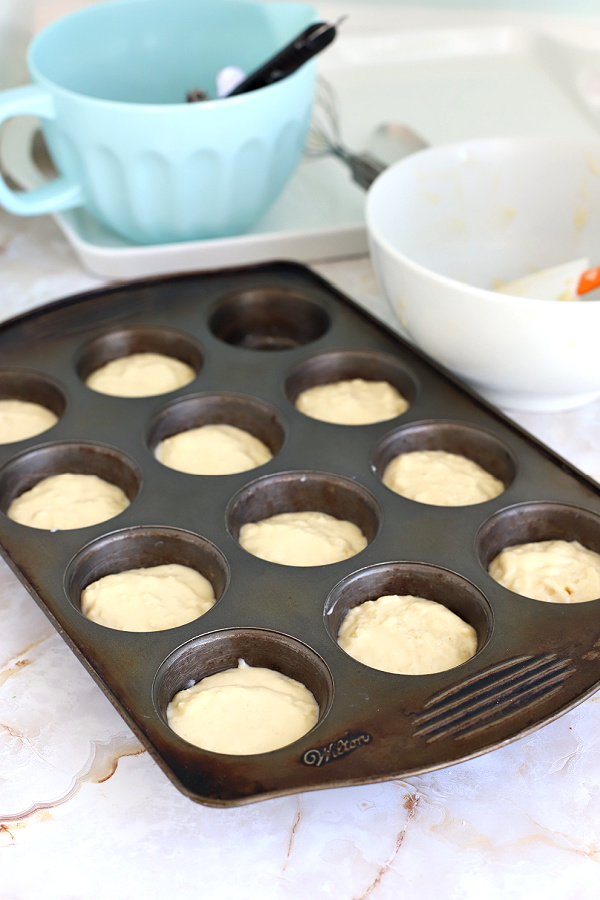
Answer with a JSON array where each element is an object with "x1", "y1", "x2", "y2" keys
[
  {"x1": 1, "y1": 3, "x2": 600, "y2": 899},
  {"x1": 2, "y1": 207, "x2": 600, "y2": 900}
]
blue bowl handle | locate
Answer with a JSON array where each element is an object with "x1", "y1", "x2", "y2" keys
[{"x1": 0, "y1": 85, "x2": 83, "y2": 215}]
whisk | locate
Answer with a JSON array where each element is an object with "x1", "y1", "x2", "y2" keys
[{"x1": 305, "y1": 77, "x2": 428, "y2": 189}]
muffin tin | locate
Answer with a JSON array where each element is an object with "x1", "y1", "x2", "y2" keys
[{"x1": 1, "y1": 261, "x2": 600, "y2": 807}]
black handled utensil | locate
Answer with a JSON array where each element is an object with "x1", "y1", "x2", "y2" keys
[
  {"x1": 226, "y1": 18, "x2": 342, "y2": 96},
  {"x1": 186, "y1": 18, "x2": 343, "y2": 102}
]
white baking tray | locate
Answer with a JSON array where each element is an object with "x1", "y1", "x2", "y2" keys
[{"x1": 3, "y1": 22, "x2": 600, "y2": 279}]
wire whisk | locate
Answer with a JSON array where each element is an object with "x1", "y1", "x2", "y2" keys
[{"x1": 306, "y1": 77, "x2": 427, "y2": 189}]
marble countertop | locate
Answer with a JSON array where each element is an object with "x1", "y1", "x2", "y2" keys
[{"x1": 2, "y1": 3, "x2": 600, "y2": 899}]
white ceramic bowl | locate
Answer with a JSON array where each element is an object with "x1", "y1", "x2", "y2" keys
[{"x1": 366, "y1": 136, "x2": 600, "y2": 411}]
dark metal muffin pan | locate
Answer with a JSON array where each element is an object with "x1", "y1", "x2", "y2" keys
[{"x1": 1, "y1": 260, "x2": 600, "y2": 808}]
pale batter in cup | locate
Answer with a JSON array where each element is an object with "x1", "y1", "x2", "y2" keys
[
  {"x1": 86, "y1": 352, "x2": 195, "y2": 397},
  {"x1": 383, "y1": 449, "x2": 504, "y2": 506},
  {"x1": 338, "y1": 593, "x2": 478, "y2": 675},
  {"x1": 238, "y1": 510, "x2": 367, "y2": 566},
  {"x1": 81, "y1": 563, "x2": 216, "y2": 631},
  {"x1": 7, "y1": 472, "x2": 130, "y2": 530},
  {"x1": 295, "y1": 378, "x2": 408, "y2": 425},
  {"x1": 0, "y1": 399, "x2": 58, "y2": 444},
  {"x1": 166, "y1": 659, "x2": 319, "y2": 754},
  {"x1": 155, "y1": 423, "x2": 272, "y2": 475},
  {"x1": 489, "y1": 539, "x2": 600, "y2": 603}
]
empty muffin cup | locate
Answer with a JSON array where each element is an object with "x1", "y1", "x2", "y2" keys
[
  {"x1": 209, "y1": 286, "x2": 330, "y2": 351},
  {"x1": 154, "y1": 628, "x2": 333, "y2": 754},
  {"x1": 326, "y1": 562, "x2": 491, "y2": 675},
  {"x1": 66, "y1": 526, "x2": 229, "y2": 631},
  {"x1": 227, "y1": 470, "x2": 381, "y2": 566},
  {"x1": 78, "y1": 326, "x2": 202, "y2": 397}
]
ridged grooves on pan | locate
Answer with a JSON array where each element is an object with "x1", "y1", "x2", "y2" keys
[{"x1": 413, "y1": 653, "x2": 576, "y2": 742}]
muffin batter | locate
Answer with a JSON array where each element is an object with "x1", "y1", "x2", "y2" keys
[
  {"x1": 383, "y1": 449, "x2": 504, "y2": 506},
  {"x1": 238, "y1": 510, "x2": 367, "y2": 566},
  {"x1": 295, "y1": 378, "x2": 408, "y2": 425},
  {"x1": 166, "y1": 658, "x2": 319, "y2": 754},
  {"x1": 156, "y1": 423, "x2": 272, "y2": 475},
  {"x1": 0, "y1": 399, "x2": 58, "y2": 444},
  {"x1": 7, "y1": 472, "x2": 130, "y2": 530},
  {"x1": 338, "y1": 593, "x2": 478, "y2": 675},
  {"x1": 81, "y1": 563, "x2": 216, "y2": 631},
  {"x1": 85, "y1": 352, "x2": 195, "y2": 397},
  {"x1": 489, "y1": 539, "x2": 600, "y2": 603}
]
